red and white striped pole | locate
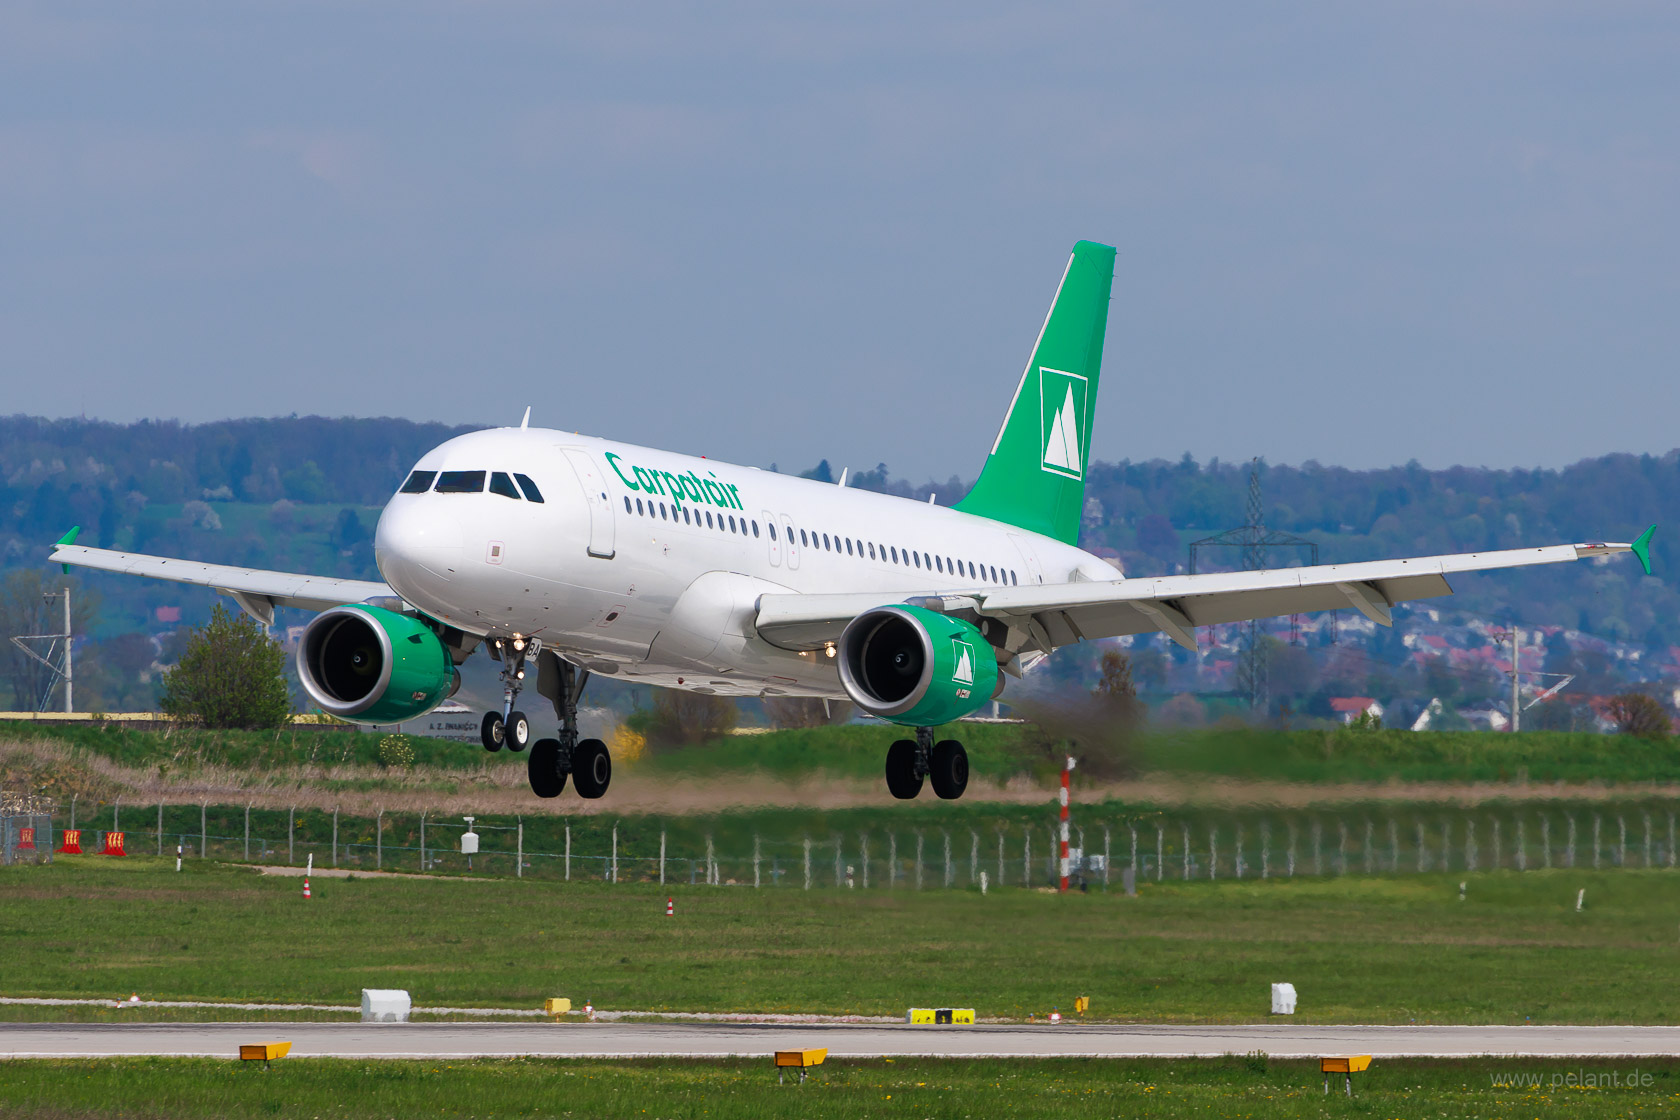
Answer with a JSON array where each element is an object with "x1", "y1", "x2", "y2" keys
[{"x1": 1059, "y1": 754, "x2": 1075, "y2": 892}]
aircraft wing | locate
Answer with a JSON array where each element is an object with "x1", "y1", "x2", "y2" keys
[
  {"x1": 754, "y1": 532, "x2": 1654, "y2": 656},
  {"x1": 49, "y1": 534, "x2": 396, "y2": 627}
]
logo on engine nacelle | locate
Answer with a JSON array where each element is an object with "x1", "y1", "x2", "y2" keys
[{"x1": 952, "y1": 638, "x2": 975, "y2": 686}]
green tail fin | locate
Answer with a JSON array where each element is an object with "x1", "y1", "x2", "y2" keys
[{"x1": 954, "y1": 240, "x2": 1115, "y2": 544}]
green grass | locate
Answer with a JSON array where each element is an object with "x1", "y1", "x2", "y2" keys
[
  {"x1": 6, "y1": 858, "x2": 1680, "y2": 1024},
  {"x1": 3, "y1": 1057, "x2": 1678, "y2": 1119},
  {"x1": 13, "y1": 719, "x2": 1679, "y2": 790}
]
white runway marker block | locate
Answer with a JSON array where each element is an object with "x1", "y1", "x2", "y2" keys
[
  {"x1": 361, "y1": 989, "x2": 411, "y2": 1023},
  {"x1": 1271, "y1": 983, "x2": 1297, "y2": 1015}
]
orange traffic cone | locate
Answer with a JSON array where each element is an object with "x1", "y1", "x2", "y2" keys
[
  {"x1": 303, "y1": 877, "x2": 311, "y2": 899},
  {"x1": 666, "y1": 897, "x2": 674, "y2": 916}
]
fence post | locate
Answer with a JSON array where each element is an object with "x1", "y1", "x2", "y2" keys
[
  {"x1": 1617, "y1": 814, "x2": 1627, "y2": 868},
  {"x1": 611, "y1": 825, "x2": 619, "y2": 883},
  {"x1": 970, "y1": 830, "x2": 979, "y2": 885},
  {"x1": 1129, "y1": 825, "x2": 1137, "y2": 884},
  {"x1": 1516, "y1": 818, "x2": 1527, "y2": 871},
  {"x1": 996, "y1": 829, "x2": 1004, "y2": 887},
  {"x1": 420, "y1": 812, "x2": 427, "y2": 872},
  {"x1": 1208, "y1": 825, "x2": 1217, "y2": 880},
  {"x1": 751, "y1": 834, "x2": 758, "y2": 888},
  {"x1": 158, "y1": 801, "x2": 164, "y2": 858},
  {"x1": 70, "y1": 795, "x2": 76, "y2": 832},
  {"x1": 1490, "y1": 818, "x2": 1500, "y2": 871},
  {"x1": 706, "y1": 835, "x2": 716, "y2": 885},
  {"x1": 1670, "y1": 812, "x2": 1676, "y2": 869},
  {"x1": 565, "y1": 823, "x2": 571, "y2": 880},
  {"x1": 1387, "y1": 818, "x2": 1399, "y2": 873},
  {"x1": 1104, "y1": 826, "x2": 1111, "y2": 890},
  {"x1": 1260, "y1": 820, "x2": 1271, "y2": 879},
  {"x1": 1181, "y1": 822, "x2": 1190, "y2": 881},
  {"x1": 1592, "y1": 815, "x2": 1601, "y2": 870},
  {"x1": 376, "y1": 809, "x2": 383, "y2": 870},
  {"x1": 1287, "y1": 819, "x2": 1297, "y2": 877},
  {"x1": 834, "y1": 835, "x2": 843, "y2": 887},
  {"x1": 1643, "y1": 812, "x2": 1652, "y2": 868},
  {"x1": 803, "y1": 836, "x2": 812, "y2": 890},
  {"x1": 517, "y1": 817, "x2": 523, "y2": 879},
  {"x1": 1023, "y1": 827, "x2": 1031, "y2": 886},
  {"x1": 244, "y1": 803, "x2": 251, "y2": 862},
  {"x1": 861, "y1": 833, "x2": 870, "y2": 889},
  {"x1": 114, "y1": 796, "x2": 120, "y2": 834},
  {"x1": 1156, "y1": 825, "x2": 1163, "y2": 882},
  {"x1": 890, "y1": 832, "x2": 898, "y2": 888},
  {"x1": 944, "y1": 831, "x2": 953, "y2": 888},
  {"x1": 200, "y1": 801, "x2": 207, "y2": 859},
  {"x1": 663, "y1": 831, "x2": 670, "y2": 886},
  {"x1": 916, "y1": 832, "x2": 925, "y2": 890},
  {"x1": 1311, "y1": 819, "x2": 1322, "y2": 876},
  {"x1": 1364, "y1": 818, "x2": 1374, "y2": 874},
  {"x1": 1465, "y1": 818, "x2": 1476, "y2": 872},
  {"x1": 331, "y1": 807, "x2": 339, "y2": 868},
  {"x1": 288, "y1": 805, "x2": 295, "y2": 866},
  {"x1": 1234, "y1": 822, "x2": 1244, "y2": 879},
  {"x1": 1337, "y1": 819, "x2": 1348, "y2": 876}
]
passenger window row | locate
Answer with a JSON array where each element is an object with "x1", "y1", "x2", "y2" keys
[
  {"x1": 399, "y1": 470, "x2": 544, "y2": 503},
  {"x1": 625, "y1": 495, "x2": 762, "y2": 539},
  {"x1": 622, "y1": 495, "x2": 1017, "y2": 586}
]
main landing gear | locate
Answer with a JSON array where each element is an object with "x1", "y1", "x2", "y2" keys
[
  {"x1": 525, "y1": 651, "x2": 611, "y2": 801},
  {"x1": 885, "y1": 726, "x2": 967, "y2": 801}
]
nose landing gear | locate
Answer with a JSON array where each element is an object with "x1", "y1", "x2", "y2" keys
[
  {"x1": 884, "y1": 726, "x2": 967, "y2": 800},
  {"x1": 481, "y1": 637, "x2": 537, "y2": 753}
]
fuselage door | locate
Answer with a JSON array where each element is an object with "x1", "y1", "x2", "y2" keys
[
  {"x1": 562, "y1": 448, "x2": 616, "y2": 559},
  {"x1": 763, "y1": 509, "x2": 781, "y2": 567},
  {"x1": 781, "y1": 515, "x2": 800, "y2": 570},
  {"x1": 1008, "y1": 533, "x2": 1045, "y2": 584}
]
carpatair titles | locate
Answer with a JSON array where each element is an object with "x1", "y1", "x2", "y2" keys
[{"x1": 604, "y1": 452, "x2": 745, "y2": 511}]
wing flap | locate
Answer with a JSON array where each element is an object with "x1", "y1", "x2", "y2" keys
[{"x1": 50, "y1": 543, "x2": 395, "y2": 616}]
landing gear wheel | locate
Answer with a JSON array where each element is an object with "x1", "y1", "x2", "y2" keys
[
  {"x1": 506, "y1": 710, "x2": 531, "y2": 751},
  {"x1": 929, "y1": 739, "x2": 968, "y2": 800},
  {"x1": 481, "y1": 711, "x2": 505, "y2": 752},
  {"x1": 885, "y1": 739, "x2": 924, "y2": 799},
  {"x1": 572, "y1": 738, "x2": 612, "y2": 799},
  {"x1": 527, "y1": 738, "x2": 567, "y2": 798}
]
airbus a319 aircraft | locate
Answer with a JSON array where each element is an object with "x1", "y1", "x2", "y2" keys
[{"x1": 52, "y1": 241, "x2": 1654, "y2": 802}]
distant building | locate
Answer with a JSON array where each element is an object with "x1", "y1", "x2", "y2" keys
[
  {"x1": 155, "y1": 606, "x2": 181, "y2": 624},
  {"x1": 1329, "y1": 697, "x2": 1383, "y2": 724}
]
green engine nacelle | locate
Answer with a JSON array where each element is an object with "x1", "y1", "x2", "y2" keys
[
  {"x1": 296, "y1": 604, "x2": 455, "y2": 724},
  {"x1": 836, "y1": 605, "x2": 1000, "y2": 727}
]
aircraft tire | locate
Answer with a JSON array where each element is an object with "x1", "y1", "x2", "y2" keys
[
  {"x1": 481, "y1": 712, "x2": 505, "y2": 752},
  {"x1": 885, "y1": 739, "x2": 923, "y2": 799},
  {"x1": 929, "y1": 739, "x2": 968, "y2": 800},
  {"x1": 507, "y1": 710, "x2": 531, "y2": 751},
  {"x1": 527, "y1": 738, "x2": 567, "y2": 798},
  {"x1": 573, "y1": 738, "x2": 612, "y2": 799}
]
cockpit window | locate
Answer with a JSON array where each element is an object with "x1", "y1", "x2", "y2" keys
[
  {"x1": 514, "y1": 473, "x2": 544, "y2": 503},
  {"x1": 489, "y1": 472, "x2": 521, "y2": 500},
  {"x1": 435, "y1": 470, "x2": 486, "y2": 493},
  {"x1": 399, "y1": 470, "x2": 436, "y2": 494}
]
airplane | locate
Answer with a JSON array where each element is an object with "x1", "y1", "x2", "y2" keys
[{"x1": 49, "y1": 240, "x2": 1655, "y2": 802}]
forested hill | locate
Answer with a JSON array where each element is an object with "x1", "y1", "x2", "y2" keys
[{"x1": 0, "y1": 415, "x2": 1673, "y2": 651}]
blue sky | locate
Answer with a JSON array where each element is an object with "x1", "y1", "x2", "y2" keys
[{"x1": 3, "y1": 2, "x2": 1677, "y2": 481}]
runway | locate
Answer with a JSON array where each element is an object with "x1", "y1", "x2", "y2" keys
[{"x1": 4, "y1": 1022, "x2": 1679, "y2": 1059}]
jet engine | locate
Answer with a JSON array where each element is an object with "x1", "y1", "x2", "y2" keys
[
  {"x1": 296, "y1": 604, "x2": 456, "y2": 723},
  {"x1": 835, "y1": 605, "x2": 999, "y2": 726}
]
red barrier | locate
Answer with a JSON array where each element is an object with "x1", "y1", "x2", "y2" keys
[
  {"x1": 55, "y1": 829, "x2": 83, "y2": 854},
  {"x1": 16, "y1": 827, "x2": 36, "y2": 850},
  {"x1": 100, "y1": 831, "x2": 127, "y2": 856}
]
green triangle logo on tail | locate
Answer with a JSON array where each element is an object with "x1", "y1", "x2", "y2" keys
[{"x1": 955, "y1": 240, "x2": 1115, "y2": 544}]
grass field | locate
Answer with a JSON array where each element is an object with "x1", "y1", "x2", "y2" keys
[
  {"x1": 10, "y1": 719, "x2": 1679, "y2": 794},
  {"x1": 5, "y1": 857, "x2": 1679, "y2": 1025},
  {"x1": 3, "y1": 1056, "x2": 1678, "y2": 1119}
]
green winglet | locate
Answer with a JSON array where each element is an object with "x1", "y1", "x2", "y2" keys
[
  {"x1": 55, "y1": 526, "x2": 80, "y2": 574},
  {"x1": 1631, "y1": 523, "x2": 1656, "y2": 576}
]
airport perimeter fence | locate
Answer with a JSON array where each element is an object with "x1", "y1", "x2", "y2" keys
[{"x1": 15, "y1": 795, "x2": 1680, "y2": 889}]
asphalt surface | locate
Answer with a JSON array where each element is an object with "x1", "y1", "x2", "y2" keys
[{"x1": 4, "y1": 1022, "x2": 1679, "y2": 1059}]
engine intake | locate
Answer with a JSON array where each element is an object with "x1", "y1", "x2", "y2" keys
[
  {"x1": 836, "y1": 605, "x2": 999, "y2": 726},
  {"x1": 297, "y1": 604, "x2": 455, "y2": 723}
]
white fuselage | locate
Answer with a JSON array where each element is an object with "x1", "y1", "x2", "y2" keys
[{"x1": 373, "y1": 427, "x2": 1116, "y2": 697}]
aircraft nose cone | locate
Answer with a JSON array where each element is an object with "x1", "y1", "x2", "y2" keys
[{"x1": 375, "y1": 499, "x2": 461, "y2": 593}]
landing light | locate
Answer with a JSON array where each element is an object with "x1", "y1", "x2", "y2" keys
[
  {"x1": 512, "y1": 637, "x2": 526, "y2": 652},
  {"x1": 824, "y1": 643, "x2": 836, "y2": 659}
]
